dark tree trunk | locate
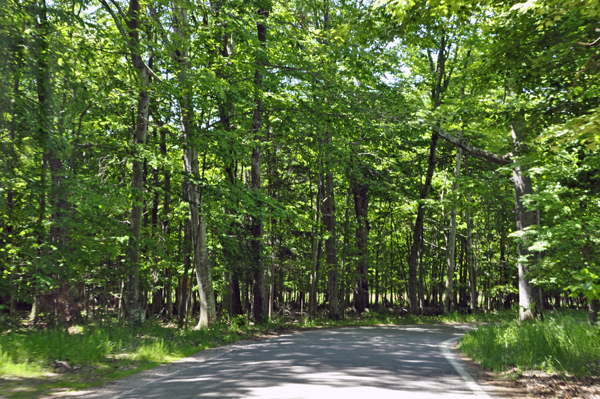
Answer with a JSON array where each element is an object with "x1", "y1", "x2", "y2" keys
[
  {"x1": 309, "y1": 172, "x2": 323, "y2": 320},
  {"x1": 408, "y1": 133, "x2": 439, "y2": 314},
  {"x1": 97, "y1": 0, "x2": 153, "y2": 325},
  {"x1": 324, "y1": 173, "x2": 339, "y2": 317},
  {"x1": 340, "y1": 187, "x2": 352, "y2": 318},
  {"x1": 353, "y1": 182, "x2": 369, "y2": 313},
  {"x1": 178, "y1": 220, "x2": 192, "y2": 329},
  {"x1": 324, "y1": 167, "x2": 340, "y2": 319},
  {"x1": 230, "y1": 272, "x2": 243, "y2": 316},
  {"x1": 250, "y1": 6, "x2": 269, "y2": 323}
]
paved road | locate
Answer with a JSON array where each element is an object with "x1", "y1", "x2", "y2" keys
[{"x1": 107, "y1": 324, "x2": 491, "y2": 399}]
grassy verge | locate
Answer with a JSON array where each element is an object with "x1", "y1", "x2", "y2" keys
[
  {"x1": 459, "y1": 310, "x2": 600, "y2": 376},
  {"x1": 0, "y1": 308, "x2": 575, "y2": 398}
]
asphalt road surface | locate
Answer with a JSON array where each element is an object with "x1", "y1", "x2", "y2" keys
[{"x1": 113, "y1": 324, "x2": 491, "y2": 399}]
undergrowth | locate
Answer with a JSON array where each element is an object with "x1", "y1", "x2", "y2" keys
[{"x1": 459, "y1": 311, "x2": 600, "y2": 376}]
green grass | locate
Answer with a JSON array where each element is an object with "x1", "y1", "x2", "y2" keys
[
  {"x1": 459, "y1": 311, "x2": 600, "y2": 376},
  {"x1": 0, "y1": 319, "x2": 248, "y2": 398}
]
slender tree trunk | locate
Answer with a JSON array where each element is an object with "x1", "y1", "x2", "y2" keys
[
  {"x1": 409, "y1": 30, "x2": 450, "y2": 315},
  {"x1": 408, "y1": 133, "x2": 438, "y2": 314},
  {"x1": 340, "y1": 186, "x2": 352, "y2": 318},
  {"x1": 6, "y1": 37, "x2": 22, "y2": 315},
  {"x1": 511, "y1": 119, "x2": 537, "y2": 322},
  {"x1": 466, "y1": 203, "x2": 476, "y2": 311},
  {"x1": 589, "y1": 299, "x2": 599, "y2": 323},
  {"x1": 31, "y1": 0, "x2": 53, "y2": 325},
  {"x1": 178, "y1": 220, "x2": 191, "y2": 329},
  {"x1": 309, "y1": 171, "x2": 323, "y2": 319},
  {"x1": 324, "y1": 164, "x2": 340, "y2": 319},
  {"x1": 353, "y1": 182, "x2": 369, "y2": 313},
  {"x1": 168, "y1": 2, "x2": 216, "y2": 329},
  {"x1": 161, "y1": 128, "x2": 172, "y2": 319},
  {"x1": 250, "y1": 6, "x2": 269, "y2": 323},
  {"x1": 444, "y1": 148, "x2": 462, "y2": 312},
  {"x1": 98, "y1": 0, "x2": 153, "y2": 325},
  {"x1": 418, "y1": 231, "x2": 425, "y2": 310}
]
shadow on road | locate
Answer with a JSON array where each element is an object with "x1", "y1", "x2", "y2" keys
[{"x1": 118, "y1": 325, "x2": 481, "y2": 399}]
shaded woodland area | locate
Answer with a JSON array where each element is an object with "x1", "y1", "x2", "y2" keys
[{"x1": 1, "y1": 0, "x2": 599, "y2": 328}]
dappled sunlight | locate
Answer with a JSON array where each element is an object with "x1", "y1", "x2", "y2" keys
[{"x1": 115, "y1": 325, "x2": 479, "y2": 399}]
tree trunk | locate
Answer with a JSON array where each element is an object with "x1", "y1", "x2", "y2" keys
[
  {"x1": 178, "y1": 219, "x2": 192, "y2": 329},
  {"x1": 31, "y1": 0, "x2": 53, "y2": 325},
  {"x1": 353, "y1": 182, "x2": 369, "y2": 313},
  {"x1": 161, "y1": 128, "x2": 172, "y2": 319},
  {"x1": 309, "y1": 172, "x2": 323, "y2": 320},
  {"x1": 466, "y1": 204, "x2": 476, "y2": 310},
  {"x1": 511, "y1": 120, "x2": 537, "y2": 322},
  {"x1": 589, "y1": 299, "x2": 599, "y2": 323},
  {"x1": 250, "y1": 6, "x2": 269, "y2": 323},
  {"x1": 340, "y1": 187, "x2": 352, "y2": 318},
  {"x1": 98, "y1": 0, "x2": 152, "y2": 325},
  {"x1": 408, "y1": 133, "x2": 438, "y2": 314},
  {"x1": 418, "y1": 231, "x2": 425, "y2": 310},
  {"x1": 444, "y1": 147, "x2": 462, "y2": 312},
  {"x1": 324, "y1": 167, "x2": 340, "y2": 319},
  {"x1": 6, "y1": 25, "x2": 22, "y2": 315},
  {"x1": 126, "y1": 0, "x2": 151, "y2": 326},
  {"x1": 168, "y1": 1, "x2": 216, "y2": 329}
]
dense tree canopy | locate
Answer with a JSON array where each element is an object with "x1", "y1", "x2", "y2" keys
[{"x1": 0, "y1": 0, "x2": 598, "y2": 326}]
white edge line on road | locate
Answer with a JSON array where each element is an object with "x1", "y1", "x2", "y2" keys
[{"x1": 441, "y1": 336, "x2": 494, "y2": 399}]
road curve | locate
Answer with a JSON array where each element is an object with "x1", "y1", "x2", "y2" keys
[{"x1": 104, "y1": 324, "x2": 491, "y2": 399}]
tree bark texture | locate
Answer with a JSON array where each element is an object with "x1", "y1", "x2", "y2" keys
[
  {"x1": 340, "y1": 187, "x2": 352, "y2": 317},
  {"x1": 31, "y1": 0, "x2": 51, "y2": 324},
  {"x1": 444, "y1": 147, "x2": 462, "y2": 312},
  {"x1": 178, "y1": 219, "x2": 192, "y2": 329},
  {"x1": 171, "y1": 2, "x2": 216, "y2": 328},
  {"x1": 353, "y1": 182, "x2": 369, "y2": 314},
  {"x1": 408, "y1": 133, "x2": 438, "y2": 314},
  {"x1": 466, "y1": 203, "x2": 476, "y2": 310},
  {"x1": 511, "y1": 120, "x2": 537, "y2": 322},
  {"x1": 250, "y1": 6, "x2": 269, "y2": 323},
  {"x1": 324, "y1": 168, "x2": 340, "y2": 319},
  {"x1": 126, "y1": 0, "x2": 150, "y2": 325},
  {"x1": 309, "y1": 172, "x2": 323, "y2": 320}
]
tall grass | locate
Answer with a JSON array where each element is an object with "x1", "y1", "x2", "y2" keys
[
  {"x1": 0, "y1": 320, "x2": 243, "y2": 379},
  {"x1": 459, "y1": 313, "x2": 600, "y2": 375}
]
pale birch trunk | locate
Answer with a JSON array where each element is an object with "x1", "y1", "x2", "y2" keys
[
  {"x1": 511, "y1": 120, "x2": 536, "y2": 322},
  {"x1": 170, "y1": 2, "x2": 216, "y2": 328}
]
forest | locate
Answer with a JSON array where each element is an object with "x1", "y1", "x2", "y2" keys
[{"x1": 1, "y1": 0, "x2": 599, "y2": 330}]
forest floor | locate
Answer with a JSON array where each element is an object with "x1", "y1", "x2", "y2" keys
[{"x1": 0, "y1": 308, "x2": 598, "y2": 398}]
